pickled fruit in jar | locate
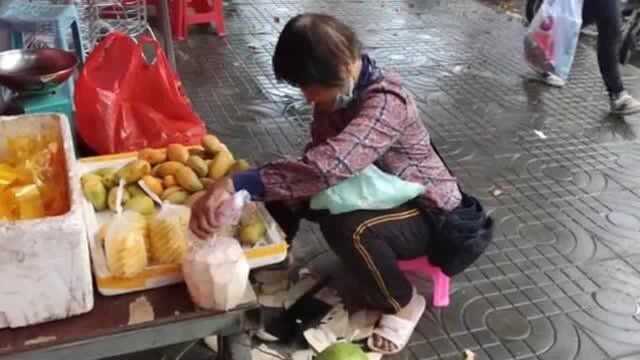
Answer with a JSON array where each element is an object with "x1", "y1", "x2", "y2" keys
[
  {"x1": 7, "y1": 136, "x2": 37, "y2": 166},
  {"x1": 12, "y1": 184, "x2": 45, "y2": 220},
  {"x1": 40, "y1": 142, "x2": 70, "y2": 216},
  {"x1": 11, "y1": 165, "x2": 33, "y2": 186},
  {"x1": 0, "y1": 189, "x2": 16, "y2": 219},
  {"x1": 0, "y1": 163, "x2": 18, "y2": 187},
  {"x1": 0, "y1": 130, "x2": 70, "y2": 220}
]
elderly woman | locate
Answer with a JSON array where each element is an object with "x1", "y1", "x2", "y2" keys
[{"x1": 190, "y1": 13, "x2": 492, "y2": 354}]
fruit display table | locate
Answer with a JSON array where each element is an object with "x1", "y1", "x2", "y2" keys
[
  {"x1": 0, "y1": 118, "x2": 262, "y2": 360},
  {"x1": 0, "y1": 284, "x2": 256, "y2": 360}
]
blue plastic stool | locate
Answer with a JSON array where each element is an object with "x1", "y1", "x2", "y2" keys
[{"x1": 0, "y1": 1, "x2": 84, "y2": 108}]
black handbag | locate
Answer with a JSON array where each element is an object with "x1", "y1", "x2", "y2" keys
[
  {"x1": 421, "y1": 143, "x2": 494, "y2": 277},
  {"x1": 421, "y1": 192, "x2": 494, "y2": 277}
]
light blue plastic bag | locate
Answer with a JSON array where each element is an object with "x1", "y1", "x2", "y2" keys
[{"x1": 310, "y1": 165, "x2": 425, "y2": 215}]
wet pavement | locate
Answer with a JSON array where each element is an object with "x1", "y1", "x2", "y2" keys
[{"x1": 113, "y1": 0, "x2": 640, "y2": 359}]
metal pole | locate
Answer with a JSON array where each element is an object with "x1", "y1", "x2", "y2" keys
[{"x1": 158, "y1": 0, "x2": 176, "y2": 69}]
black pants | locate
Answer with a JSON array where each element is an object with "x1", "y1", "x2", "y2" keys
[
  {"x1": 266, "y1": 200, "x2": 433, "y2": 314},
  {"x1": 583, "y1": 0, "x2": 624, "y2": 95}
]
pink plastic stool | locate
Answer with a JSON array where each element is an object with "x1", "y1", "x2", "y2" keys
[{"x1": 397, "y1": 256, "x2": 450, "y2": 307}]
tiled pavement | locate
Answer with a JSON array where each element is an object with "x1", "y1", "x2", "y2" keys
[{"x1": 113, "y1": 0, "x2": 640, "y2": 359}]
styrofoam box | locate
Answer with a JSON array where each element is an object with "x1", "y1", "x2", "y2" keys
[
  {"x1": 0, "y1": 114, "x2": 94, "y2": 329},
  {"x1": 78, "y1": 152, "x2": 288, "y2": 296}
]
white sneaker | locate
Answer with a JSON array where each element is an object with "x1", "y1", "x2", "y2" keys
[
  {"x1": 540, "y1": 72, "x2": 566, "y2": 88},
  {"x1": 527, "y1": 64, "x2": 566, "y2": 88},
  {"x1": 611, "y1": 91, "x2": 640, "y2": 115}
]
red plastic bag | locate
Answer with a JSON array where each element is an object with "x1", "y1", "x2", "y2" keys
[{"x1": 75, "y1": 32, "x2": 206, "y2": 154}]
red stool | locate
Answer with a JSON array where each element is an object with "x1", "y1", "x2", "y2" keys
[
  {"x1": 172, "y1": 0, "x2": 225, "y2": 39},
  {"x1": 148, "y1": 0, "x2": 225, "y2": 40},
  {"x1": 397, "y1": 256, "x2": 450, "y2": 307}
]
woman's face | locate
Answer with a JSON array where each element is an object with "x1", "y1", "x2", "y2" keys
[
  {"x1": 300, "y1": 60, "x2": 361, "y2": 112},
  {"x1": 301, "y1": 85, "x2": 343, "y2": 112}
]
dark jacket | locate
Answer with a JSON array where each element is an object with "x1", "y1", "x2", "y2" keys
[{"x1": 419, "y1": 192, "x2": 493, "y2": 277}]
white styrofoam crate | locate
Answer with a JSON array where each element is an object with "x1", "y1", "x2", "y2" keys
[
  {"x1": 78, "y1": 152, "x2": 288, "y2": 296},
  {"x1": 0, "y1": 113, "x2": 94, "y2": 329}
]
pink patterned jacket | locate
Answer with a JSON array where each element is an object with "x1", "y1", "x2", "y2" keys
[{"x1": 259, "y1": 72, "x2": 462, "y2": 211}]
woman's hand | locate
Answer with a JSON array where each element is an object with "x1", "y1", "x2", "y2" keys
[{"x1": 189, "y1": 177, "x2": 235, "y2": 239}]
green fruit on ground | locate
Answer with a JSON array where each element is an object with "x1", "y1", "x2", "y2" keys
[{"x1": 316, "y1": 343, "x2": 367, "y2": 360}]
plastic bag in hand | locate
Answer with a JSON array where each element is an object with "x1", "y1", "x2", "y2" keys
[
  {"x1": 524, "y1": 0, "x2": 583, "y2": 80},
  {"x1": 210, "y1": 190, "x2": 251, "y2": 237},
  {"x1": 182, "y1": 233, "x2": 250, "y2": 311}
]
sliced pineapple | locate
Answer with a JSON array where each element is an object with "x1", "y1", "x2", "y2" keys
[{"x1": 104, "y1": 211, "x2": 149, "y2": 278}]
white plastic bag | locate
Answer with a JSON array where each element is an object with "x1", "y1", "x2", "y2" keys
[
  {"x1": 182, "y1": 190, "x2": 252, "y2": 311},
  {"x1": 182, "y1": 234, "x2": 250, "y2": 311},
  {"x1": 213, "y1": 190, "x2": 251, "y2": 236},
  {"x1": 524, "y1": 0, "x2": 584, "y2": 80}
]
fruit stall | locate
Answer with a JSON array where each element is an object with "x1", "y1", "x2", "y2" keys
[
  {"x1": 0, "y1": 113, "x2": 285, "y2": 360},
  {"x1": 0, "y1": 0, "x2": 255, "y2": 354}
]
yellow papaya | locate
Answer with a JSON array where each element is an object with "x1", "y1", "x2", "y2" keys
[
  {"x1": 208, "y1": 151, "x2": 235, "y2": 179},
  {"x1": 176, "y1": 166, "x2": 204, "y2": 192},
  {"x1": 167, "y1": 144, "x2": 189, "y2": 163},
  {"x1": 138, "y1": 148, "x2": 167, "y2": 165},
  {"x1": 117, "y1": 160, "x2": 151, "y2": 184},
  {"x1": 152, "y1": 161, "x2": 184, "y2": 178}
]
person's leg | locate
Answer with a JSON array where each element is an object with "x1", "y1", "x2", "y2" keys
[
  {"x1": 265, "y1": 199, "x2": 326, "y2": 241},
  {"x1": 594, "y1": 0, "x2": 624, "y2": 94},
  {"x1": 582, "y1": 0, "x2": 596, "y2": 27},
  {"x1": 318, "y1": 204, "x2": 433, "y2": 352},
  {"x1": 265, "y1": 201, "x2": 304, "y2": 242},
  {"x1": 591, "y1": 0, "x2": 640, "y2": 114}
]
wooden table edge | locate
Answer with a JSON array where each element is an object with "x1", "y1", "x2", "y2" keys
[{"x1": 1, "y1": 305, "x2": 257, "y2": 360}]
